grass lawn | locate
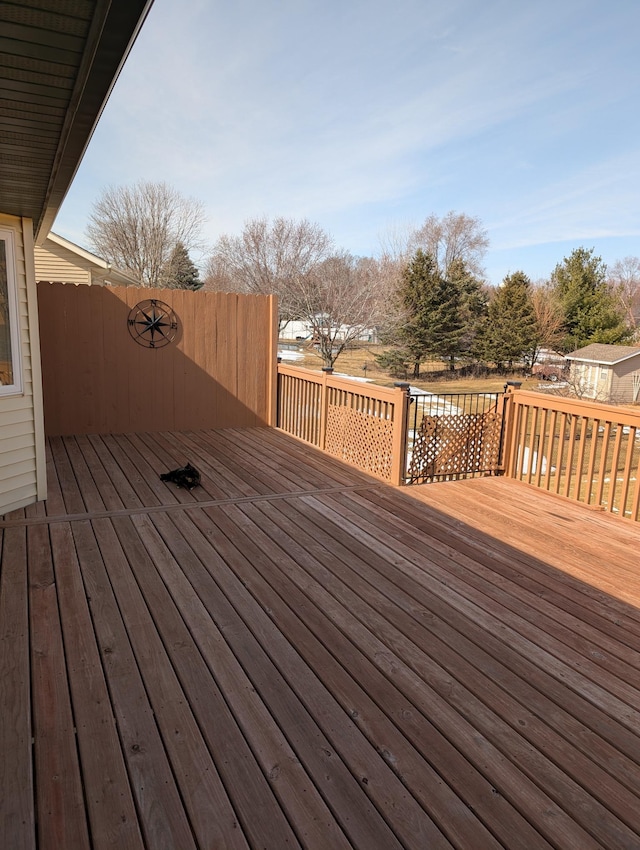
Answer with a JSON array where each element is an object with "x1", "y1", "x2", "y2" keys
[{"x1": 280, "y1": 342, "x2": 544, "y2": 394}]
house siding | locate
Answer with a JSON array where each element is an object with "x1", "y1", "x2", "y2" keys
[
  {"x1": 34, "y1": 241, "x2": 91, "y2": 284},
  {"x1": 0, "y1": 214, "x2": 46, "y2": 514},
  {"x1": 570, "y1": 362, "x2": 607, "y2": 399},
  {"x1": 611, "y1": 354, "x2": 640, "y2": 403},
  {"x1": 596, "y1": 363, "x2": 612, "y2": 399}
]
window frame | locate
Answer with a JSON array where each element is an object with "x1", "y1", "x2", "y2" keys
[{"x1": 0, "y1": 228, "x2": 24, "y2": 397}]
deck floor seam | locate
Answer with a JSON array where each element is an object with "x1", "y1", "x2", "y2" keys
[{"x1": 0, "y1": 482, "x2": 384, "y2": 528}]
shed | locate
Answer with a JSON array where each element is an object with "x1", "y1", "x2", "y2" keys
[{"x1": 565, "y1": 343, "x2": 640, "y2": 403}]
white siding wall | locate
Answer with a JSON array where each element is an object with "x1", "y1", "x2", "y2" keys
[
  {"x1": 34, "y1": 241, "x2": 91, "y2": 284},
  {"x1": 571, "y1": 362, "x2": 610, "y2": 399},
  {"x1": 0, "y1": 214, "x2": 46, "y2": 514},
  {"x1": 611, "y1": 355, "x2": 640, "y2": 403}
]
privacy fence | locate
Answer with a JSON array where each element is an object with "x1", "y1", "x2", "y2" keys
[
  {"x1": 277, "y1": 364, "x2": 640, "y2": 523},
  {"x1": 38, "y1": 284, "x2": 278, "y2": 436}
]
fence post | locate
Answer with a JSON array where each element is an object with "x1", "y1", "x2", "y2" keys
[
  {"x1": 499, "y1": 382, "x2": 521, "y2": 476},
  {"x1": 319, "y1": 367, "x2": 333, "y2": 451},
  {"x1": 391, "y1": 382, "x2": 411, "y2": 485}
]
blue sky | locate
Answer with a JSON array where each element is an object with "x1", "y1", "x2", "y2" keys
[{"x1": 55, "y1": 0, "x2": 640, "y2": 287}]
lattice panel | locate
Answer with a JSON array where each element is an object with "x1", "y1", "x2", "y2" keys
[
  {"x1": 408, "y1": 408, "x2": 502, "y2": 482},
  {"x1": 325, "y1": 405, "x2": 394, "y2": 480}
]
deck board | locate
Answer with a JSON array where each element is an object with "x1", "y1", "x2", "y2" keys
[
  {"x1": 91, "y1": 515, "x2": 249, "y2": 850},
  {"x1": 294, "y1": 492, "x2": 640, "y2": 846},
  {"x1": 28, "y1": 522, "x2": 89, "y2": 850},
  {"x1": 73, "y1": 518, "x2": 198, "y2": 850},
  {"x1": 0, "y1": 525, "x2": 34, "y2": 850},
  {"x1": 2, "y1": 427, "x2": 640, "y2": 849},
  {"x1": 49, "y1": 521, "x2": 145, "y2": 850},
  {"x1": 326, "y1": 490, "x2": 640, "y2": 711},
  {"x1": 175, "y1": 505, "x2": 447, "y2": 850}
]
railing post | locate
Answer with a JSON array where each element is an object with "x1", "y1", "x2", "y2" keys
[
  {"x1": 275, "y1": 357, "x2": 282, "y2": 428},
  {"x1": 391, "y1": 382, "x2": 411, "y2": 485},
  {"x1": 267, "y1": 295, "x2": 279, "y2": 426},
  {"x1": 499, "y1": 382, "x2": 521, "y2": 476},
  {"x1": 319, "y1": 367, "x2": 333, "y2": 451}
]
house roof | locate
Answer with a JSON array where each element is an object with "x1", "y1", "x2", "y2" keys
[
  {"x1": 565, "y1": 343, "x2": 640, "y2": 365},
  {"x1": 0, "y1": 0, "x2": 153, "y2": 241}
]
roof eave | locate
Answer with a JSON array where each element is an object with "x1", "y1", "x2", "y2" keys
[
  {"x1": 567, "y1": 353, "x2": 640, "y2": 365},
  {"x1": 35, "y1": 0, "x2": 154, "y2": 241},
  {"x1": 48, "y1": 232, "x2": 109, "y2": 268}
]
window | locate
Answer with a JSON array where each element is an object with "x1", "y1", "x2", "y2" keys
[{"x1": 0, "y1": 230, "x2": 23, "y2": 395}]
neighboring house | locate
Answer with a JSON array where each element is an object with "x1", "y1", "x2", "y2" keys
[
  {"x1": 565, "y1": 343, "x2": 640, "y2": 403},
  {"x1": 0, "y1": 0, "x2": 152, "y2": 514},
  {"x1": 35, "y1": 233, "x2": 141, "y2": 287},
  {"x1": 279, "y1": 318, "x2": 379, "y2": 343}
]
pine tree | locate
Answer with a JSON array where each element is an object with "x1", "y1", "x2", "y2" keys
[
  {"x1": 398, "y1": 249, "x2": 465, "y2": 376},
  {"x1": 162, "y1": 242, "x2": 202, "y2": 290},
  {"x1": 551, "y1": 247, "x2": 629, "y2": 350},
  {"x1": 481, "y1": 271, "x2": 538, "y2": 369},
  {"x1": 447, "y1": 258, "x2": 488, "y2": 361}
]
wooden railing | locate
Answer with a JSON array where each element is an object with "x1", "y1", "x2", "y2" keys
[
  {"x1": 277, "y1": 364, "x2": 410, "y2": 485},
  {"x1": 502, "y1": 388, "x2": 640, "y2": 520},
  {"x1": 277, "y1": 367, "x2": 640, "y2": 520}
]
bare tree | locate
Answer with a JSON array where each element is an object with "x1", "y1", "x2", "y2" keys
[
  {"x1": 87, "y1": 181, "x2": 206, "y2": 288},
  {"x1": 608, "y1": 256, "x2": 640, "y2": 334},
  {"x1": 205, "y1": 216, "x2": 333, "y2": 330},
  {"x1": 410, "y1": 211, "x2": 489, "y2": 278},
  {"x1": 376, "y1": 220, "x2": 416, "y2": 268},
  {"x1": 530, "y1": 281, "x2": 566, "y2": 361},
  {"x1": 293, "y1": 253, "x2": 387, "y2": 368}
]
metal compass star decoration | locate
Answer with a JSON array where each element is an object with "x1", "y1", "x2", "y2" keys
[{"x1": 127, "y1": 299, "x2": 178, "y2": 348}]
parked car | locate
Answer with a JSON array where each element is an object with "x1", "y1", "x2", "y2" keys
[{"x1": 531, "y1": 362, "x2": 567, "y2": 382}]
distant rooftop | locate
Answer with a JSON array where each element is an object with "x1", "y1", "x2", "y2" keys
[{"x1": 565, "y1": 343, "x2": 640, "y2": 364}]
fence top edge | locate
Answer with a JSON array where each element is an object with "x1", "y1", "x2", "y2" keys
[{"x1": 510, "y1": 388, "x2": 640, "y2": 425}]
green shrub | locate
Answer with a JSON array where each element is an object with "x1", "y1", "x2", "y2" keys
[{"x1": 374, "y1": 349, "x2": 411, "y2": 379}]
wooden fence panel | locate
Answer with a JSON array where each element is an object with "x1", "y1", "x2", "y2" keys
[{"x1": 38, "y1": 284, "x2": 277, "y2": 436}]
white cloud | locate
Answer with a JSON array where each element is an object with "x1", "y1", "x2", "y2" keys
[
  {"x1": 55, "y1": 0, "x2": 640, "y2": 284},
  {"x1": 489, "y1": 152, "x2": 640, "y2": 251}
]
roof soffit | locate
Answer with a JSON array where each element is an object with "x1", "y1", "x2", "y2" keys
[{"x1": 0, "y1": 0, "x2": 153, "y2": 238}]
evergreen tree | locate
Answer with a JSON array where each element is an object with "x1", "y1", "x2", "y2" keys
[
  {"x1": 398, "y1": 249, "x2": 465, "y2": 375},
  {"x1": 551, "y1": 247, "x2": 629, "y2": 350},
  {"x1": 447, "y1": 258, "x2": 488, "y2": 361},
  {"x1": 481, "y1": 271, "x2": 538, "y2": 369},
  {"x1": 162, "y1": 242, "x2": 202, "y2": 290}
]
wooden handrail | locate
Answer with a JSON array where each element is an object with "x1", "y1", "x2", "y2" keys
[
  {"x1": 277, "y1": 363, "x2": 406, "y2": 400},
  {"x1": 504, "y1": 389, "x2": 640, "y2": 426}
]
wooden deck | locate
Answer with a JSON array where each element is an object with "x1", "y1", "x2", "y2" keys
[{"x1": 2, "y1": 427, "x2": 640, "y2": 850}]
